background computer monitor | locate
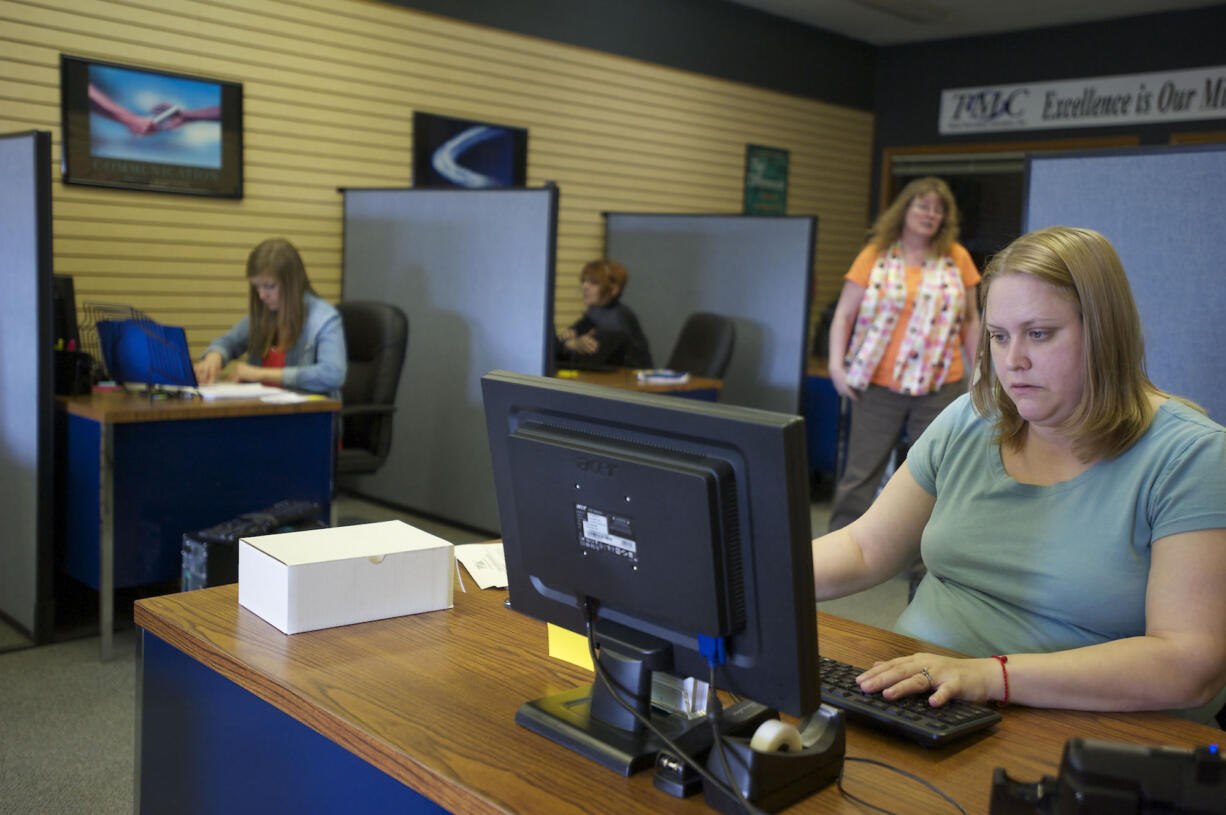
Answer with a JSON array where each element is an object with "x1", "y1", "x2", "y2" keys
[
  {"x1": 52, "y1": 274, "x2": 80, "y2": 349},
  {"x1": 481, "y1": 371, "x2": 818, "y2": 773}
]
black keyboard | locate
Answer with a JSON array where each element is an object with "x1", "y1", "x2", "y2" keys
[{"x1": 819, "y1": 656, "x2": 1001, "y2": 747}]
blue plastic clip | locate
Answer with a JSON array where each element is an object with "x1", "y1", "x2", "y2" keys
[{"x1": 697, "y1": 634, "x2": 726, "y2": 667}]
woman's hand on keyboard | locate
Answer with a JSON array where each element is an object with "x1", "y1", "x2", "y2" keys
[{"x1": 854, "y1": 652, "x2": 1002, "y2": 707}]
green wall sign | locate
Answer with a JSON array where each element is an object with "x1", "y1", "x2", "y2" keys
[{"x1": 743, "y1": 144, "x2": 789, "y2": 215}]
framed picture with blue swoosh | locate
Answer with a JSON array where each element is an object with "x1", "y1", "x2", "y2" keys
[{"x1": 412, "y1": 111, "x2": 527, "y2": 188}]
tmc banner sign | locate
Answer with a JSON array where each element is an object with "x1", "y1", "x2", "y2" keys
[{"x1": 940, "y1": 65, "x2": 1226, "y2": 134}]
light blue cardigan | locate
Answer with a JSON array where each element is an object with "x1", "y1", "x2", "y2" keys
[{"x1": 203, "y1": 292, "x2": 347, "y2": 397}]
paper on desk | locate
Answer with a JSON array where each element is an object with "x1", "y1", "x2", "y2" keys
[
  {"x1": 260, "y1": 391, "x2": 311, "y2": 404},
  {"x1": 636, "y1": 369, "x2": 690, "y2": 384},
  {"x1": 197, "y1": 382, "x2": 286, "y2": 400},
  {"x1": 454, "y1": 542, "x2": 507, "y2": 589}
]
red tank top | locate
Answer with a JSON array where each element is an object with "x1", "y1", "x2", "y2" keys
[{"x1": 262, "y1": 347, "x2": 287, "y2": 368}]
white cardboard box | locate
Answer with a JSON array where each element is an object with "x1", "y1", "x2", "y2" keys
[{"x1": 238, "y1": 520, "x2": 454, "y2": 634}]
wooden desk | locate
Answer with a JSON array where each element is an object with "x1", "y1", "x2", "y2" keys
[
  {"x1": 58, "y1": 390, "x2": 339, "y2": 659},
  {"x1": 134, "y1": 584, "x2": 1221, "y2": 814},
  {"x1": 557, "y1": 368, "x2": 722, "y2": 400}
]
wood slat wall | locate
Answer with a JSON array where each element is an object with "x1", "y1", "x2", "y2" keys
[{"x1": 2, "y1": 0, "x2": 873, "y2": 355}]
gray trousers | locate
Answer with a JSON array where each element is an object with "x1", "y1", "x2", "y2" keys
[{"x1": 827, "y1": 381, "x2": 964, "y2": 532}]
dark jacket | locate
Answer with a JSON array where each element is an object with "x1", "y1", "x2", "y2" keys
[{"x1": 559, "y1": 298, "x2": 653, "y2": 369}]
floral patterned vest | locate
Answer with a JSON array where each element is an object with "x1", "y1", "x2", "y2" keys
[{"x1": 843, "y1": 243, "x2": 966, "y2": 396}]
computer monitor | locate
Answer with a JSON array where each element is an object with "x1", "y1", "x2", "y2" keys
[
  {"x1": 481, "y1": 371, "x2": 818, "y2": 775},
  {"x1": 52, "y1": 274, "x2": 81, "y2": 349}
]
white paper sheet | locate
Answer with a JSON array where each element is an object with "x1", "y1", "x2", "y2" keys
[{"x1": 453, "y1": 542, "x2": 507, "y2": 589}]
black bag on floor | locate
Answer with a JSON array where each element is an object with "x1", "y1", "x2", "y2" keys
[{"x1": 180, "y1": 499, "x2": 325, "y2": 591}]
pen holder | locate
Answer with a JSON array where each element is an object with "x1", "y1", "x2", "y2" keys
[
  {"x1": 702, "y1": 705, "x2": 845, "y2": 814},
  {"x1": 54, "y1": 349, "x2": 94, "y2": 395}
]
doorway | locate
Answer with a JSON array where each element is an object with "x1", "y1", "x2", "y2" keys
[{"x1": 881, "y1": 137, "x2": 1138, "y2": 271}]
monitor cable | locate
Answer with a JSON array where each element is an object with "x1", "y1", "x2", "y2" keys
[
  {"x1": 580, "y1": 598, "x2": 766, "y2": 815},
  {"x1": 837, "y1": 756, "x2": 967, "y2": 814}
]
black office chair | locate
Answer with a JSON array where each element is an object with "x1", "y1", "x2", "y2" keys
[
  {"x1": 666, "y1": 312, "x2": 736, "y2": 378},
  {"x1": 335, "y1": 301, "x2": 408, "y2": 476}
]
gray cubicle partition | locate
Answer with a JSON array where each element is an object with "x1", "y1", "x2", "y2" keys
[
  {"x1": 604, "y1": 213, "x2": 816, "y2": 415},
  {"x1": 0, "y1": 131, "x2": 54, "y2": 642},
  {"x1": 341, "y1": 186, "x2": 557, "y2": 533},
  {"x1": 1024, "y1": 145, "x2": 1226, "y2": 423}
]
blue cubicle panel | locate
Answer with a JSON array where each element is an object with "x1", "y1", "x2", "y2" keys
[
  {"x1": 604, "y1": 213, "x2": 816, "y2": 415},
  {"x1": 341, "y1": 186, "x2": 557, "y2": 534},
  {"x1": 0, "y1": 131, "x2": 53, "y2": 641},
  {"x1": 804, "y1": 372, "x2": 839, "y2": 476},
  {"x1": 1024, "y1": 145, "x2": 1226, "y2": 423}
]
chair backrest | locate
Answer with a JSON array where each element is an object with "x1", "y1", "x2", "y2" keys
[
  {"x1": 336, "y1": 300, "x2": 408, "y2": 475},
  {"x1": 666, "y1": 312, "x2": 736, "y2": 378}
]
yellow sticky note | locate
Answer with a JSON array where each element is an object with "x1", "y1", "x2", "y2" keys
[{"x1": 547, "y1": 623, "x2": 593, "y2": 671}]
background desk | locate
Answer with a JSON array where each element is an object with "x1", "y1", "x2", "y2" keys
[
  {"x1": 134, "y1": 584, "x2": 1221, "y2": 814},
  {"x1": 559, "y1": 368, "x2": 722, "y2": 401},
  {"x1": 58, "y1": 391, "x2": 338, "y2": 659}
]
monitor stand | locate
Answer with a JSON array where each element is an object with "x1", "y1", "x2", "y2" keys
[{"x1": 516, "y1": 621, "x2": 746, "y2": 776}]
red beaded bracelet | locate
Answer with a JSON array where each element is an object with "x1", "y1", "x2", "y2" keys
[{"x1": 991, "y1": 654, "x2": 1009, "y2": 706}]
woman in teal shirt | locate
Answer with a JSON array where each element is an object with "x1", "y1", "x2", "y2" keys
[{"x1": 811, "y1": 226, "x2": 1226, "y2": 725}]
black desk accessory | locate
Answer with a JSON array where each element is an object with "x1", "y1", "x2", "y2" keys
[
  {"x1": 701, "y1": 705, "x2": 846, "y2": 815},
  {"x1": 991, "y1": 737, "x2": 1224, "y2": 814},
  {"x1": 54, "y1": 349, "x2": 95, "y2": 395},
  {"x1": 651, "y1": 700, "x2": 777, "y2": 799}
]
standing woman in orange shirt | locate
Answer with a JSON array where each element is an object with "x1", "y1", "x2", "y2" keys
[{"x1": 827, "y1": 177, "x2": 981, "y2": 532}]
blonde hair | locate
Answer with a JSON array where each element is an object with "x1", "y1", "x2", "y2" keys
[
  {"x1": 580, "y1": 258, "x2": 628, "y2": 302},
  {"x1": 868, "y1": 176, "x2": 960, "y2": 257},
  {"x1": 970, "y1": 226, "x2": 1185, "y2": 461},
  {"x1": 245, "y1": 238, "x2": 314, "y2": 356}
]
